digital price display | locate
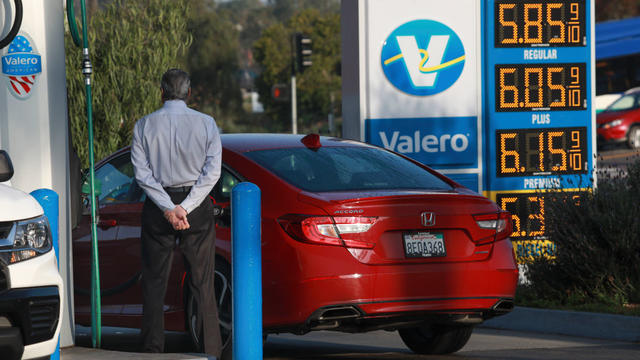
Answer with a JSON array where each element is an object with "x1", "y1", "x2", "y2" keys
[
  {"x1": 495, "y1": 63, "x2": 586, "y2": 111},
  {"x1": 496, "y1": 127, "x2": 588, "y2": 177},
  {"x1": 486, "y1": 0, "x2": 594, "y2": 263},
  {"x1": 495, "y1": 0, "x2": 586, "y2": 47},
  {"x1": 496, "y1": 191, "x2": 582, "y2": 263},
  {"x1": 496, "y1": 192, "x2": 546, "y2": 240}
]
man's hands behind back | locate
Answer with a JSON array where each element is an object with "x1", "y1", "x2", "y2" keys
[{"x1": 164, "y1": 205, "x2": 190, "y2": 230}]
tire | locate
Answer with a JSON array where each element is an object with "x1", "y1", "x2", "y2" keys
[
  {"x1": 627, "y1": 126, "x2": 640, "y2": 149},
  {"x1": 186, "y1": 258, "x2": 232, "y2": 353},
  {"x1": 398, "y1": 324, "x2": 474, "y2": 355}
]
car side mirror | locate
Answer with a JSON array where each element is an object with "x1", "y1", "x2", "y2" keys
[{"x1": 0, "y1": 150, "x2": 14, "y2": 183}]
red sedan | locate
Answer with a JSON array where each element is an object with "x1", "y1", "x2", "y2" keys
[
  {"x1": 73, "y1": 134, "x2": 518, "y2": 355},
  {"x1": 597, "y1": 88, "x2": 640, "y2": 149}
]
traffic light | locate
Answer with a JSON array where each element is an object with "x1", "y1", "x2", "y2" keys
[
  {"x1": 271, "y1": 83, "x2": 289, "y2": 102},
  {"x1": 295, "y1": 33, "x2": 312, "y2": 73}
]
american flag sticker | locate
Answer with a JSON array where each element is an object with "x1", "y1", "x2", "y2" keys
[{"x1": 1, "y1": 33, "x2": 42, "y2": 100}]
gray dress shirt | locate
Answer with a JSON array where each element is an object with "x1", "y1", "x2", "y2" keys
[{"x1": 131, "y1": 100, "x2": 222, "y2": 213}]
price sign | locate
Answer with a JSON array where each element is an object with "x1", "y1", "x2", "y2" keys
[
  {"x1": 496, "y1": 63, "x2": 586, "y2": 111},
  {"x1": 496, "y1": 127, "x2": 587, "y2": 177},
  {"x1": 495, "y1": 0, "x2": 586, "y2": 47},
  {"x1": 486, "y1": 0, "x2": 594, "y2": 263}
]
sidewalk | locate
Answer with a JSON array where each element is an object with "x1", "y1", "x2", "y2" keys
[
  {"x1": 482, "y1": 306, "x2": 640, "y2": 342},
  {"x1": 62, "y1": 326, "x2": 214, "y2": 360}
]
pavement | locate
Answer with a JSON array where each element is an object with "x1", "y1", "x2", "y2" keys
[
  {"x1": 481, "y1": 306, "x2": 640, "y2": 342},
  {"x1": 60, "y1": 307, "x2": 640, "y2": 359}
]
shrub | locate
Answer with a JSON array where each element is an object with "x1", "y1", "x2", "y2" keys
[{"x1": 522, "y1": 159, "x2": 640, "y2": 306}]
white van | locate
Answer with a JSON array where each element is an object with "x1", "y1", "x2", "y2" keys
[{"x1": 0, "y1": 150, "x2": 63, "y2": 359}]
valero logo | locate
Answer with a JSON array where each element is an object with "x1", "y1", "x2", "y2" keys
[
  {"x1": 381, "y1": 20, "x2": 465, "y2": 96},
  {"x1": 1, "y1": 33, "x2": 42, "y2": 100}
]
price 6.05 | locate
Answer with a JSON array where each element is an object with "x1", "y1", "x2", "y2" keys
[{"x1": 495, "y1": 63, "x2": 586, "y2": 112}]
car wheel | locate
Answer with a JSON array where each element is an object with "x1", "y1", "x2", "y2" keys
[
  {"x1": 398, "y1": 323, "x2": 474, "y2": 355},
  {"x1": 627, "y1": 126, "x2": 640, "y2": 149},
  {"x1": 186, "y1": 258, "x2": 232, "y2": 353}
]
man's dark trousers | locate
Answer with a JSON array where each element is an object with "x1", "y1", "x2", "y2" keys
[{"x1": 140, "y1": 190, "x2": 222, "y2": 357}]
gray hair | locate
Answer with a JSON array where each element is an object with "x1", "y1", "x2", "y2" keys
[{"x1": 161, "y1": 69, "x2": 190, "y2": 101}]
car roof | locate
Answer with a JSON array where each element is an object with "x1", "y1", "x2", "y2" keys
[
  {"x1": 99, "y1": 134, "x2": 376, "y2": 166},
  {"x1": 220, "y1": 133, "x2": 373, "y2": 153}
]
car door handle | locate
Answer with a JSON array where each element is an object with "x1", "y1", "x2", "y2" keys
[{"x1": 98, "y1": 219, "x2": 117, "y2": 230}]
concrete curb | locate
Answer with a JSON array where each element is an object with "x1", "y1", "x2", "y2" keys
[{"x1": 481, "y1": 306, "x2": 640, "y2": 342}]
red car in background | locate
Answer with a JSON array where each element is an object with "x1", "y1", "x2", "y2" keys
[
  {"x1": 597, "y1": 88, "x2": 640, "y2": 149},
  {"x1": 73, "y1": 134, "x2": 518, "y2": 355}
]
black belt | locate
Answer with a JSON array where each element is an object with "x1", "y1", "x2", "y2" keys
[{"x1": 163, "y1": 186, "x2": 192, "y2": 193}]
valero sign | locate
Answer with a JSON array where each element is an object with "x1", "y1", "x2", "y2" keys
[
  {"x1": 381, "y1": 20, "x2": 466, "y2": 96},
  {"x1": 2, "y1": 33, "x2": 42, "y2": 100}
]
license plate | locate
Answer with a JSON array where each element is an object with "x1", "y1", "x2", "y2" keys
[{"x1": 403, "y1": 232, "x2": 446, "y2": 258}]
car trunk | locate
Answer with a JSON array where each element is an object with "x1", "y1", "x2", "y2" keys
[{"x1": 298, "y1": 189, "x2": 504, "y2": 265}]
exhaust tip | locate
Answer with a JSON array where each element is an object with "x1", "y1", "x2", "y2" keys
[
  {"x1": 492, "y1": 299, "x2": 515, "y2": 314},
  {"x1": 316, "y1": 305, "x2": 361, "y2": 321}
]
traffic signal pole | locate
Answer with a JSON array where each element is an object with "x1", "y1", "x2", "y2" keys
[
  {"x1": 291, "y1": 73, "x2": 297, "y2": 134},
  {"x1": 291, "y1": 34, "x2": 297, "y2": 134},
  {"x1": 291, "y1": 33, "x2": 311, "y2": 135}
]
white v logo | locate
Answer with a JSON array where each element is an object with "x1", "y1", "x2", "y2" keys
[{"x1": 396, "y1": 35, "x2": 450, "y2": 88}]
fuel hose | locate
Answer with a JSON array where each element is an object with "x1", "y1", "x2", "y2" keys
[
  {"x1": 0, "y1": 0, "x2": 23, "y2": 50},
  {"x1": 67, "y1": 0, "x2": 102, "y2": 348}
]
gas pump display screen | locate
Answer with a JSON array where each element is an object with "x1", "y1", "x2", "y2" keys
[
  {"x1": 495, "y1": 0, "x2": 586, "y2": 47},
  {"x1": 495, "y1": 63, "x2": 586, "y2": 111},
  {"x1": 496, "y1": 127, "x2": 587, "y2": 177}
]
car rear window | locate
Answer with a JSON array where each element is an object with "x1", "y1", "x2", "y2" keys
[{"x1": 245, "y1": 146, "x2": 454, "y2": 192}]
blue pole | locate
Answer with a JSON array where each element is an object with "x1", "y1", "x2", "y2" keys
[
  {"x1": 231, "y1": 182, "x2": 262, "y2": 360},
  {"x1": 30, "y1": 189, "x2": 60, "y2": 360}
]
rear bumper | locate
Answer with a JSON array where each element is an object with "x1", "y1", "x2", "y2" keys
[
  {"x1": 264, "y1": 239, "x2": 518, "y2": 332},
  {"x1": 300, "y1": 297, "x2": 514, "y2": 333}
]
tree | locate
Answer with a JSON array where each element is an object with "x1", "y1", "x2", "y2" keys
[
  {"x1": 253, "y1": 9, "x2": 341, "y2": 133},
  {"x1": 186, "y1": 1, "x2": 243, "y2": 131},
  {"x1": 596, "y1": 0, "x2": 640, "y2": 22},
  {"x1": 66, "y1": 0, "x2": 192, "y2": 167}
]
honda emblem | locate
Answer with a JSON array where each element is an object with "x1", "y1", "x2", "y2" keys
[{"x1": 421, "y1": 212, "x2": 436, "y2": 227}]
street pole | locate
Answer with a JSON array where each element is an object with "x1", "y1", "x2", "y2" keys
[
  {"x1": 291, "y1": 74, "x2": 297, "y2": 134},
  {"x1": 291, "y1": 33, "x2": 297, "y2": 134}
]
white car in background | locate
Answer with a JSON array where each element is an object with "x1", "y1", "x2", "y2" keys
[{"x1": 0, "y1": 150, "x2": 63, "y2": 360}]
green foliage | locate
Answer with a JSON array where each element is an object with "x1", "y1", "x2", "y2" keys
[
  {"x1": 522, "y1": 160, "x2": 640, "y2": 308},
  {"x1": 186, "y1": 1, "x2": 243, "y2": 131},
  {"x1": 595, "y1": 0, "x2": 640, "y2": 22},
  {"x1": 253, "y1": 9, "x2": 341, "y2": 133},
  {"x1": 66, "y1": 0, "x2": 192, "y2": 167}
]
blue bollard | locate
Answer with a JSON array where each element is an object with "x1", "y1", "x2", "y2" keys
[
  {"x1": 30, "y1": 189, "x2": 60, "y2": 360},
  {"x1": 231, "y1": 182, "x2": 262, "y2": 360}
]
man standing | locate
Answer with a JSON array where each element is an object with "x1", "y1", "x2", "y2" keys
[{"x1": 131, "y1": 69, "x2": 223, "y2": 357}]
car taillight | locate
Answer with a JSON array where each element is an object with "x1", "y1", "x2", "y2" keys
[
  {"x1": 473, "y1": 211, "x2": 512, "y2": 244},
  {"x1": 277, "y1": 215, "x2": 378, "y2": 249}
]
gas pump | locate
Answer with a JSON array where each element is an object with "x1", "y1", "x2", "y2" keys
[{"x1": 1, "y1": 0, "x2": 74, "y2": 348}]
